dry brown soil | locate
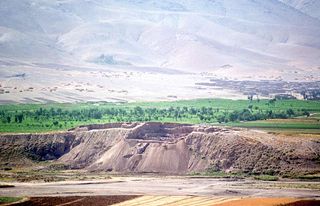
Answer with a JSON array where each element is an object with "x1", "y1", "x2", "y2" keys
[
  {"x1": 6, "y1": 196, "x2": 320, "y2": 206},
  {"x1": 10, "y1": 195, "x2": 139, "y2": 206}
]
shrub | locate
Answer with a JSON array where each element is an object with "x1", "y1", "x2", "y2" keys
[{"x1": 254, "y1": 175, "x2": 279, "y2": 181}]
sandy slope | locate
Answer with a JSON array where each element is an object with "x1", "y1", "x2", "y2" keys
[{"x1": 1, "y1": 122, "x2": 319, "y2": 175}]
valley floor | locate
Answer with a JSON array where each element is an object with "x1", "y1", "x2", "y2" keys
[
  {"x1": 1, "y1": 176, "x2": 319, "y2": 198},
  {"x1": 1, "y1": 176, "x2": 320, "y2": 205}
]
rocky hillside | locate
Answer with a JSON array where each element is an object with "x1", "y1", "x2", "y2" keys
[{"x1": 1, "y1": 122, "x2": 319, "y2": 175}]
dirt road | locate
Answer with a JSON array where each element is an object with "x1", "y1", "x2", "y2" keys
[{"x1": 1, "y1": 177, "x2": 319, "y2": 198}]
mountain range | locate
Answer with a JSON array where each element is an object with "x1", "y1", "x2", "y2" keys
[{"x1": 0, "y1": 0, "x2": 319, "y2": 79}]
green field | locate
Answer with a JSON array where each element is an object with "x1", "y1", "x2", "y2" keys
[
  {"x1": 0, "y1": 196, "x2": 22, "y2": 204},
  {"x1": 0, "y1": 99, "x2": 319, "y2": 133},
  {"x1": 227, "y1": 118, "x2": 320, "y2": 133}
]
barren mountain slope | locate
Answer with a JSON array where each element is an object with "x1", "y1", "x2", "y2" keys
[
  {"x1": 280, "y1": 0, "x2": 320, "y2": 19},
  {"x1": 0, "y1": 0, "x2": 320, "y2": 77},
  {"x1": 1, "y1": 123, "x2": 319, "y2": 175},
  {"x1": 1, "y1": 0, "x2": 320, "y2": 104}
]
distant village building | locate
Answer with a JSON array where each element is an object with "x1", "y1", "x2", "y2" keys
[{"x1": 291, "y1": 92, "x2": 304, "y2": 100}]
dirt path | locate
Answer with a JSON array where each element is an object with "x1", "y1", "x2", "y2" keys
[{"x1": 0, "y1": 177, "x2": 319, "y2": 198}]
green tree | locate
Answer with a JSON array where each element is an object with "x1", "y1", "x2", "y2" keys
[
  {"x1": 286, "y1": 109, "x2": 295, "y2": 117},
  {"x1": 53, "y1": 120, "x2": 59, "y2": 127},
  {"x1": 14, "y1": 114, "x2": 24, "y2": 123},
  {"x1": 303, "y1": 111, "x2": 310, "y2": 117}
]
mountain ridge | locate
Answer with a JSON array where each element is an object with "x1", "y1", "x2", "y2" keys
[
  {"x1": 279, "y1": 0, "x2": 320, "y2": 20},
  {"x1": 0, "y1": 0, "x2": 319, "y2": 79}
]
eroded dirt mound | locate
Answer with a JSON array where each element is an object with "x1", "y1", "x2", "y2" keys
[
  {"x1": 1, "y1": 122, "x2": 319, "y2": 175},
  {"x1": 0, "y1": 132, "x2": 75, "y2": 166}
]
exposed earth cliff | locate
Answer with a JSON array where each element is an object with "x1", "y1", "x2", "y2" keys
[{"x1": 0, "y1": 122, "x2": 319, "y2": 176}]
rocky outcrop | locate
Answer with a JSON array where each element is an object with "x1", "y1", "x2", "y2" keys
[{"x1": 1, "y1": 122, "x2": 319, "y2": 175}]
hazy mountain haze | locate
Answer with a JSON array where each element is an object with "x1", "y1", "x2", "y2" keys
[
  {"x1": 0, "y1": 0, "x2": 319, "y2": 103},
  {"x1": 280, "y1": 0, "x2": 320, "y2": 20},
  {"x1": 0, "y1": 0, "x2": 319, "y2": 76}
]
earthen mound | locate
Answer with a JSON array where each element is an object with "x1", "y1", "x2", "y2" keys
[{"x1": 1, "y1": 122, "x2": 319, "y2": 175}]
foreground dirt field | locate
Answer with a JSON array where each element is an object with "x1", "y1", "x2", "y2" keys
[
  {"x1": 4, "y1": 196, "x2": 320, "y2": 206},
  {"x1": 112, "y1": 196, "x2": 240, "y2": 206},
  {"x1": 113, "y1": 197, "x2": 320, "y2": 206},
  {"x1": 213, "y1": 198, "x2": 320, "y2": 206},
  {"x1": 11, "y1": 196, "x2": 139, "y2": 206}
]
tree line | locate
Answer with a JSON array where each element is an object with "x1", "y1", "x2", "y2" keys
[{"x1": 0, "y1": 104, "x2": 311, "y2": 127}]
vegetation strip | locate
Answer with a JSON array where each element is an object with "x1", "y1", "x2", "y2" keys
[
  {"x1": 0, "y1": 99, "x2": 319, "y2": 133},
  {"x1": 0, "y1": 197, "x2": 23, "y2": 204}
]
